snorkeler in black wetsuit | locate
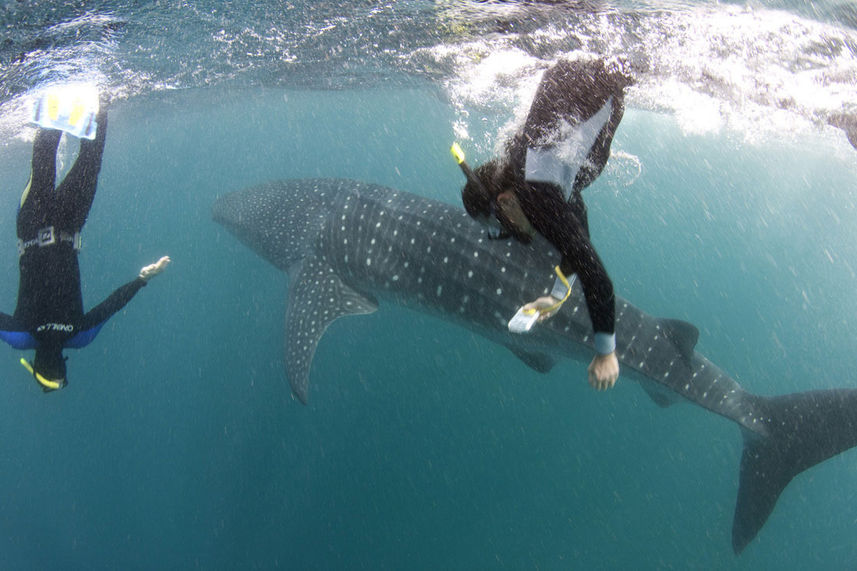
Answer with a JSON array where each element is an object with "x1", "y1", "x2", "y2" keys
[
  {"x1": 0, "y1": 102, "x2": 170, "y2": 391},
  {"x1": 459, "y1": 58, "x2": 633, "y2": 391}
]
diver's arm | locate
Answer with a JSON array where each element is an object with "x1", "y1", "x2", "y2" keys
[
  {"x1": 556, "y1": 240, "x2": 619, "y2": 391},
  {"x1": 517, "y1": 184, "x2": 619, "y2": 389},
  {"x1": 588, "y1": 351, "x2": 619, "y2": 391},
  {"x1": 561, "y1": 241, "x2": 619, "y2": 391},
  {"x1": 556, "y1": 248, "x2": 616, "y2": 341},
  {"x1": 0, "y1": 311, "x2": 28, "y2": 335},
  {"x1": 79, "y1": 278, "x2": 147, "y2": 331},
  {"x1": 0, "y1": 312, "x2": 38, "y2": 350},
  {"x1": 79, "y1": 256, "x2": 170, "y2": 330},
  {"x1": 138, "y1": 256, "x2": 170, "y2": 281},
  {"x1": 0, "y1": 311, "x2": 19, "y2": 330},
  {"x1": 520, "y1": 184, "x2": 616, "y2": 337}
]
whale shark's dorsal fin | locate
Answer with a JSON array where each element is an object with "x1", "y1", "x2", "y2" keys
[
  {"x1": 285, "y1": 255, "x2": 378, "y2": 404},
  {"x1": 661, "y1": 318, "x2": 699, "y2": 361}
]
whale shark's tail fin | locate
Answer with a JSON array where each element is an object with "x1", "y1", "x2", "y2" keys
[{"x1": 732, "y1": 388, "x2": 857, "y2": 553}]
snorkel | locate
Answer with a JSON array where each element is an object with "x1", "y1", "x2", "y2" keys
[
  {"x1": 451, "y1": 142, "x2": 499, "y2": 214},
  {"x1": 450, "y1": 142, "x2": 484, "y2": 193},
  {"x1": 19, "y1": 357, "x2": 64, "y2": 391},
  {"x1": 451, "y1": 142, "x2": 509, "y2": 240},
  {"x1": 452, "y1": 142, "x2": 537, "y2": 242}
]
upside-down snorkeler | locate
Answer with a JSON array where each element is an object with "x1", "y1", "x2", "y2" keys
[
  {"x1": 0, "y1": 88, "x2": 170, "y2": 391},
  {"x1": 454, "y1": 58, "x2": 633, "y2": 391}
]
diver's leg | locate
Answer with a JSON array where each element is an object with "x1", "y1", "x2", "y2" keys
[
  {"x1": 17, "y1": 128, "x2": 61, "y2": 238},
  {"x1": 56, "y1": 107, "x2": 107, "y2": 230}
]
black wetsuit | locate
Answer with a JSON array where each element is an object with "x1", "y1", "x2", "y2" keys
[
  {"x1": 506, "y1": 59, "x2": 631, "y2": 340},
  {"x1": 0, "y1": 114, "x2": 146, "y2": 363}
]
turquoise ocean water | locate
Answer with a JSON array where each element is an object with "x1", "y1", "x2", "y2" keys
[{"x1": 0, "y1": 1, "x2": 856, "y2": 568}]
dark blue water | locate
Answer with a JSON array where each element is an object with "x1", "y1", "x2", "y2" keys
[{"x1": 0, "y1": 2, "x2": 856, "y2": 569}]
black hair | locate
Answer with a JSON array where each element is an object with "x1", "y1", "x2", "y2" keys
[
  {"x1": 461, "y1": 173, "x2": 492, "y2": 219},
  {"x1": 461, "y1": 159, "x2": 534, "y2": 244},
  {"x1": 461, "y1": 159, "x2": 511, "y2": 218}
]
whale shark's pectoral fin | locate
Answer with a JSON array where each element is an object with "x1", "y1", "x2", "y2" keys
[
  {"x1": 505, "y1": 346, "x2": 558, "y2": 374},
  {"x1": 661, "y1": 318, "x2": 699, "y2": 362},
  {"x1": 640, "y1": 382, "x2": 677, "y2": 408},
  {"x1": 284, "y1": 255, "x2": 378, "y2": 404}
]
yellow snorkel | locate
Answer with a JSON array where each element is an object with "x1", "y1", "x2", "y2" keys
[
  {"x1": 450, "y1": 141, "x2": 467, "y2": 167},
  {"x1": 450, "y1": 142, "x2": 481, "y2": 187},
  {"x1": 19, "y1": 357, "x2": 63, "y2": 391}
]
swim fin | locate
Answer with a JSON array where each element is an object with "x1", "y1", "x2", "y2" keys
[{"x1": 31, "y1": 83, "x2": 100, "y2": 140}]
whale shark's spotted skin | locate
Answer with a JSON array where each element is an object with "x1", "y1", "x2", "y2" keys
[
  {"x1": 214, "y1": 179, "x2": 749, "y2": 423},
  {"x1": 213, "y1": 178, "x2": 857, "y2": 554}
]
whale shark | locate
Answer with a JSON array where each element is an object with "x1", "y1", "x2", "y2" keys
[{"x1": 212, "y1": 177, "x2": 857, "y2": 554}]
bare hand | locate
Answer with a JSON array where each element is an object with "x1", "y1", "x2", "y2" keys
[
  {"x1": 521, "y1": 295, "x2": 563, "y2": 322},
  {"x1": 588, "y1": 352, "x2": 619, "y2": 391},
  {"x1": 139, "y1": 255, "x2": 171, "y2": 282}
]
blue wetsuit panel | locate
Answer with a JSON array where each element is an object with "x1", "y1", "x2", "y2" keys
[
  {"x1": 0, "y1": 330, "x2": 38, "y2": 350},
  {"x1": 65, "y1": 323, "x2": 105, "y2": 349}
]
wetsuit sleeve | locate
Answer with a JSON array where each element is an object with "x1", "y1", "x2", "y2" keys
[
  {"x1": 79, "y1": 277, "x2": 147, "y2": 331},
  {"x1": 0, "y1": 311, "x2": 20, "y2": 330},
  {"x1": 518, "y1": 182, "x2": 616, "y2": 337},
  {"x1": 0, "y1": 311, "x2": 37, "y2": 349}
]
